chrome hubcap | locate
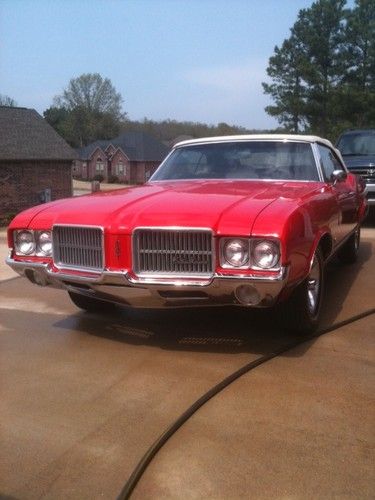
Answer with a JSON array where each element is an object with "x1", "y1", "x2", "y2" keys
[{"x1": 307, "y1": 255, "x2": 321, "y2": 315}]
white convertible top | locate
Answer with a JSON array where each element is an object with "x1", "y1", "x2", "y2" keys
[{"x1": 174, "y1": 134, "x2": 334, "y2": 149}]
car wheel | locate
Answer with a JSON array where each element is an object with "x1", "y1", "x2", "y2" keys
[
  {"x1": 68, "y1": 291, "x2": 116, "y2": 313},
  {"x1": 337, "y1": 226, "x2": 360, "y2": 264},
  {"x1": 279, "y1": 247, "x2": 325, "y2": 334}
]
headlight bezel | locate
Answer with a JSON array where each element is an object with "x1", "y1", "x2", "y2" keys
[
  {"x1": 220, "y1": 238, "x2": 250, "y2": 268},
  {"x1": 251, "y1": 239, "x2": 280, "y2": 270},
  {"x1": 220, "y1": 237, "x2": 281, "y2": 270},
  {"x1": 13, "y1": 229, "x2": 52, "y2": 257},
  {"x1": 14, "y1": 230, "x2": 36, "y2": 256},
  {"x1": 36, "y1": 230, "x2": 53, "y2": 257}
]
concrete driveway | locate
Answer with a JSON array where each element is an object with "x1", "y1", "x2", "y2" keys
[{"x1": 1, "y1": 226, "x2": 374, "y2": 499}]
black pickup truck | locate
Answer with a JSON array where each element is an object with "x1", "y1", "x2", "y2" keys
[{"x1": 337, "y1": 129, "x2": 375, "y2": 208}]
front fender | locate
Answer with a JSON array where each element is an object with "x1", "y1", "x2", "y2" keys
[{"x1": 285, "y1": 214, "x2": 331, "y2": 286}]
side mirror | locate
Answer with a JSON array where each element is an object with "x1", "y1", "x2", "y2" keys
[{"x1": 331, "y1": 170, "x2": 347, "y2": 184}]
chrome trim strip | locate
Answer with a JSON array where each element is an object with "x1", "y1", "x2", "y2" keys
[
  {"x1": 311, "y1": 143, "x2": 326, "y2": 182},
  {"x1": 126, "y1": 274, "x2": 213, "y2": 287},
  {"x1": 215, "y1": 266, "x2": 288, "y2": 282},
  {"x1": 132, "y1": 225, "x2": 215, "y2": 231},
  {"x1": 150, "y1": 178, "x2": 320, "y2": 184}
]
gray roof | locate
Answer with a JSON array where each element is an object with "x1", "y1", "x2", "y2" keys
[
  {"x1": 77, "y1": 131, "x2": 170, "y2": 161},
  {"x1": 77, "y1": 140, "x2": 109, "y2": 160},
  {"x1": 0, "y1": 107, "x2": 77, "y2": 161}
]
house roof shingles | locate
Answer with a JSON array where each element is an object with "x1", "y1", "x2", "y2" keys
[
  {"x1": 77, "y1": 141, "x2": 109, "y2": 160},
  {"x1": 0, "y1": 107, "x2": 77, "y2": 161},
  {"x1": 77, "y1": 131, "x2": 170, "y2": 162}
]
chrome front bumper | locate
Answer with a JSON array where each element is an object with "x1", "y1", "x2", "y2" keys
[
  {"x1": 365, "y1": 183, "x2": 375, "y2": 205},
  {"x1": 6, "y1": 257, "x2": 289, "y2": 309}
]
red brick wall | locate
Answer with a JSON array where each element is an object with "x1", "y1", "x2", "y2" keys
[
  {"x1": 0, "y1": 160, "x2": 72, "y2": 216},
  {"x1": 88, "y1": 149, "x2": 107, "y2": 180},
  {"x1": 111, "y1": 150, "x2": 130, "y2": 182},
  {"x1": 75, "y1": 156, "x2": 162, "y2": 184},
  {"x1": 72, "y1": 160, "x2": 80, "y2": 176},
  {"x1": 105, "y1": 144, "x2": 116, "y2": 156},
  {"x1": 74, "y1": 160, "x2": 89, "y2": 179},
  {"x1": 130, "y1": 161, "x2": 161, "y2": 184}
]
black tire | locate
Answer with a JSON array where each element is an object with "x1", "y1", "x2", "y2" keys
[
  {"x1": 278, "y1": 247, "x2": 325, "y2": 334},
  {"x1": 68, "y1": 291, "x2": 116, "y2": 313},
  {"x1": 337, "y1": 227, "x2": 360, "y2": 264}
]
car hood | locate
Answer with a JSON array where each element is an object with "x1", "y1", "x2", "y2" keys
[
  {"x1": 342, "y1": 155, "x2": 375, "y2": 169},
  {"x1": 22, "y1": 180, "x2": 320, "y2": 236}
]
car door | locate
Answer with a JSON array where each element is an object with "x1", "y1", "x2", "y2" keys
[{"x1": 317, "y1": 143, "x2": 358, "y2": 246}]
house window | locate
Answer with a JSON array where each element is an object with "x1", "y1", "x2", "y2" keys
[
  {"x1": 115, "y1": 161, "x2": 126, "y2": 176},
  {"x1": 96, "y1": 158, "x2": 104, "y2": 172}
]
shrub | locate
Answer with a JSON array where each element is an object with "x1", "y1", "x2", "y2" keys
[
  {"x1": 0, "y1": 212, "x2": 17, "y2": 227},
  {"x1": 92, "y1": 174, "x2": 104, "y2": 182},
  {"x1": 108, "y1": 175, "x2": 119, "y2": 184}
]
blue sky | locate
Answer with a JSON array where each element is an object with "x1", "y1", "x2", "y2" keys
[{"x1": 1, "y1": 0, "x2": 317, "y2": 129}]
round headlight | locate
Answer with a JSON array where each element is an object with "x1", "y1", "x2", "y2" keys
[
  {"x1": 15, "y1": 230, "x2": 36, "y2": 255},
  {"x1": 37, "y1": 231, "x2": 52, "y2": 256},
  {"x1": 252, "y1": 240, "x2": 280, "y2": 269},
  {"x1": 223, "y1": 239, "x2": 249, "y2": 267}
]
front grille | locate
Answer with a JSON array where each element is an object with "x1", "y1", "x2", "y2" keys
[
  {"x1": 53, "y1": 226, "x2": 104, "y2": 271},
  {"x1": 133, "y1": 228, "x2": 214, "y2": 277},
  {"x1": 350, "y1": 168, "x2": 375, "y2": 181}
]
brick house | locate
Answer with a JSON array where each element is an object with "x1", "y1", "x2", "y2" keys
[
  {"x1": 0, "y1": 107, "x2": 76, "y2": 217},
  {"x1": 74, "y1": 131, "x2": 170, "y2": 184}
]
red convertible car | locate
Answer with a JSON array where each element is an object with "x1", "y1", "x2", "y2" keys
[{"x1": 6, "y1": 135, "x2": 367, "y2": 333}]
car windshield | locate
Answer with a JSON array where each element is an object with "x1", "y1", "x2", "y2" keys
[
  {"x1": 151, "y1": 141, "x2": 319, "y2": 182},
  {"x1": 337, "y1": 132, "x2": 375, "y2": 155}
]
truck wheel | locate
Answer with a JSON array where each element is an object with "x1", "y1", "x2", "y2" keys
[
  {"x1": 337, "y1": 227, "x2": 360, "y2": 264},
  {"x1": 68, "y1": 291, "x2": 115, "y2": 313},
  {"x1": 279, "y1": 248, "x2": 325, "y2": 334}
]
